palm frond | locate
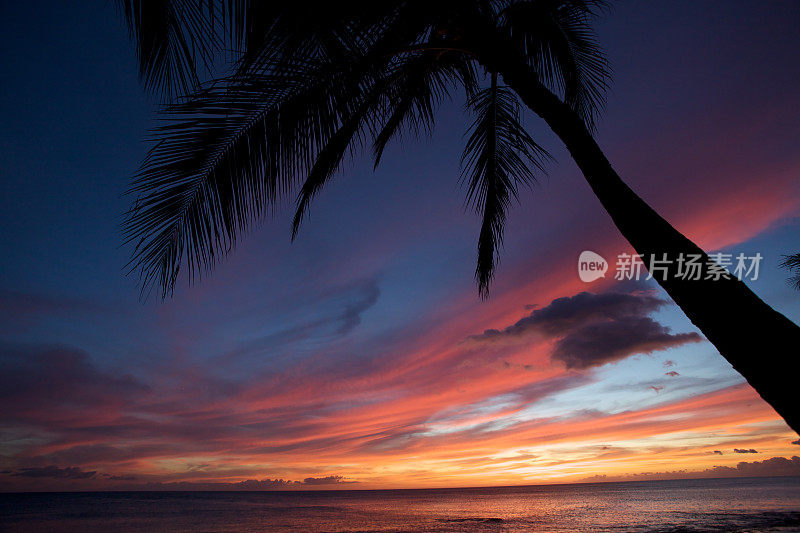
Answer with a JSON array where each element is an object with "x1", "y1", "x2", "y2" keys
[
  {"x1": 461, "y1": 73, "x2": 552, "y2": 298},
  {"x1": 123, "y1": 23, "x2": 474, "y2": 298},
  {"x1": 228, "y1": 2, "x2": 411, "y2": 78},
  {"x1": 373, "y1": 50, "x2": 477, "y2": 167},
  {"x1": 119, "y1": 0, "x2": 606, "y2": 300},
  {"x1": 290, "y1": 79, "x2": 385, "y2": 239},
  {"x1": 291, "y1": 49, "x2": 477, "y2": 237},
  {"x1": 123, "y1": 58, "x2": 371, "y2": 298},
  {"x1": 500, "y1": 0, "x2": 610, "y2": 130},
  {"x1": 781, "y1": 253, "x2": 800, "y2": 291},
  {"x1": 117, "y1": 0, "x2": 223, "y2": 100}
]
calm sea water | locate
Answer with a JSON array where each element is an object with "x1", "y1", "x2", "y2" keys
[{"x1": 1, "y1": 477, "x2": 798, "y2": 532}]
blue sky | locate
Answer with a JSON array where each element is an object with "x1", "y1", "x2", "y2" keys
[{"x1": 1, "y1": 0, "x2": 799, "y2": 490}]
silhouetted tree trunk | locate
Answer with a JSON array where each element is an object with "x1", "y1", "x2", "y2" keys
[{"x1": 478, "y1": 48, "x2": 800, "y2": 436}]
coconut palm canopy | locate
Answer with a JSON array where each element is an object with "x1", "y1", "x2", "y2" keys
[
  {"x1": 121, "y1": 0, "x2": 800, "y2": 435},
  {"x1": 121, "y1": 0, "x2": 607, "y2": 299}
]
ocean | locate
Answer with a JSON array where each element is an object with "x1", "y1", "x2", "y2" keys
[{"x1": 1, "y1": 476, "x2": 798, "y2": 532}]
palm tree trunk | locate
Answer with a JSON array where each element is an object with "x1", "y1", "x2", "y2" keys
[{"x1": 487, "y1": 55, "x2": 800, "y2": 436}]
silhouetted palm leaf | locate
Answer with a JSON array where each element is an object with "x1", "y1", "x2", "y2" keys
[
  {"x1": 118, "y1": 0, "x2": 222, "y2": 100},
  {"x1": 500, "y1": 0, "x2": 610, "y2": 129},
  {"x1": 781, "y1": 253, "x2": 800, "y2": 290},
  {"x1": 460, "y1": 74, "x2": 551, "y2": 297},
  {"x1": 120, "y1": 0, "x2": 606, "y2": 298},
  {"x1": 372, "y1": 51, "x2": 478, "y2": 168},
  {"x1": 124, "y1": 61, "x2": 372, "y2": 297}
]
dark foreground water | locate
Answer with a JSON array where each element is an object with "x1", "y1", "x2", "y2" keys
[{"x1": 1, "y1": 477, "x2": 799, "y2": 532}]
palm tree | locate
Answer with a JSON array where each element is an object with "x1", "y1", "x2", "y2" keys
[{"x1": 119, "y1": 0, "x2": 800, "y2": 435}]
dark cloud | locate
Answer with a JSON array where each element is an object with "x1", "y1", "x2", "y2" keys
[
  {"x1": 713, "y1": 450, "x2": 724, "y2": 455},
  {"x1": 128, "y1": 476, "x2": 356, "y2": 491},
  {"x1": 663, "y1": 360, "x2": 676, "y2": 367},
  {"x1": 336, "y1": 280, "x2": 380, "y2": 335},
  {"x1": 302, "y1": 475, "x2": 355, "y2": 485},
  {"x1": 582, "y1": 456, "x2": 800, "y2": 482},
  {"x1": 552, "y1": 316, "x2": 700, "y2": 370},
  {"x1": 665, "y1": 371, "x2": 680, "y2": 377},
  {"x1": 734, "y1": 448, "x2": 758, "y2": 454},
  {"x1": 236, "y1": 479, "x2": 299, "y2": 489},
  {"x1": 469, "y1": 292, "x2": 702, "y2": 370},
  {"x1": 726, "y1": 456, "x2": 800, "y2": 476},
  {"x1": 13, "y1": 466, "x2": 96, "y2": 479},
  {"x1": 473, "y1": 292, "x2": 665, "y2": 340},
  {"x1": 131, "y1": 479, "x2": 302, "y2": 491},
  {"x1": 0, "y1": 472, "x2": 359, "y2": 491},
  {"x1": 792, "y1": 439, "x2": 800, "y2": 445},
  {"x1": 0, "y1": 345, "x2": 149, "y2": 424}
]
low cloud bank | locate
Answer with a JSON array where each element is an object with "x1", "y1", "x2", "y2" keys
[
  {"x1": 11, "y1": 466, "x2": 96, "y2": 480},
  {"x1": 2, "y1": 467, "x2": 357, "y2": 491},
  {"x1": 581, "y1": 456, "x2": 800, "y2": 483},
  {"x1": 136, "y1": 476, "x2": 359, "y2": 490}
]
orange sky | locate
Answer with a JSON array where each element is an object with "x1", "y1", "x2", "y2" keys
[{"x1": 2, "y1": 1, "x2": 800, "y2": 493}]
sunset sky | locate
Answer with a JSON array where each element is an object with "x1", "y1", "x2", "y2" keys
[{"x1": 1, "y1": 1, "x2": 799, "y2": 491}]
